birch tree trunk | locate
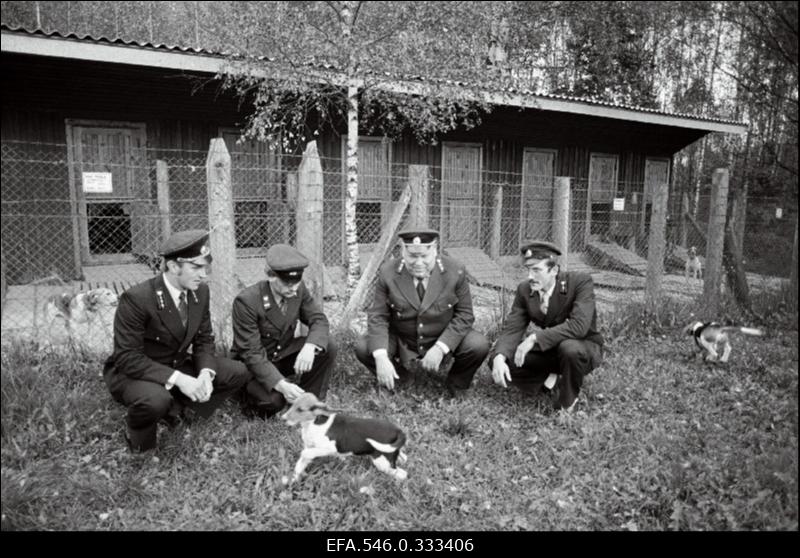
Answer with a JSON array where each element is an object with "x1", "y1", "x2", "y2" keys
[
  {"x1": 341, "y1": 2, "x2": 361, "y2": 295},
  {"x1": 692, "y1": 7, "x2": 724, "y2": 219},
  {"x1": 345, "y1": 80, "x2": 360, "y2": 293}
]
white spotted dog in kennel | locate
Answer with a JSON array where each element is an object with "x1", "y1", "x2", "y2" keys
[
  {"x1": 41, "y1": 287, "x2": 118, "y2": 340},
  {"x1": 684, "y1": 321, "x2": 764, "y2": 364},
  {"x1": 684, "y1": 246, "x2": 703, "y2": 282},
  {"x1": 281, "y1": 393, "x2": 408, "y2": 483}
]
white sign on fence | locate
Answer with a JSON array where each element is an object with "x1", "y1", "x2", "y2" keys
[
  {"x1": 82, "y1": 172, "x2": 113, "y2": 193},
  {"x1": 613, "y1": 197, "x2": 625, "y2": 211},
  {"x1": 776, "y1": 207, "x2": 783, "y2": 219}
]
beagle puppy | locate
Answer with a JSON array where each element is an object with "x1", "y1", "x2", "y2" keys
[
  {"x1": 281, "y1": 393, "x2": 408, "y2": 483},
  {"x1": 684, "y1": 321, "x2": 763, "y2": 363}
]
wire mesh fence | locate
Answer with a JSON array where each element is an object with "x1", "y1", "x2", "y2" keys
[{"x1": 1, "y1": 139, "x2": 795, "y2": 352}]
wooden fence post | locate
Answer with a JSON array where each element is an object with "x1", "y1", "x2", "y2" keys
[
  {"x1": 489, "y1": 185, "x2": 503, "y2": 260},
  {"x1": 1, "y1": 245, "x2": 6, "y2": 315},
  {"x1": 408, "y1": 165, "x2": 430, "y2": 229},
  {"x1": 584, "y1": 180, "x2": 593, "y2": 247},
  {"x1": 296, "y1": 141, "x2": 324, "y2": 306},
  {"x1": 680, "y1": 192, "x2": 690, "y2": 248},
  {"x1": 284, "y1": 171, "x2": 298, "y2": 244},
  {"x1": 206, "y1": 138, "x2": 236, "y2": 348},
  {"x1": 156, "y1": 159, "x2": 171, "y2": 241},
  {"x1": 286, "y1": 171, "x2": 298, "y2": 207},
  {"x1": 341, "y1": 183, "x2": 413, "y2": 328},
  {"x1": 790, "y1": 217, "x2": 798, "y2": 309},
  {"x1": 553, "y1": 177, "x2": 571, "y2": 271},
  {"x1": 645, "y1": 181, "x2": 669, "y2": 306},
  {"x1": 704, "y1": 168, "x2": 729, "y2": 315}
]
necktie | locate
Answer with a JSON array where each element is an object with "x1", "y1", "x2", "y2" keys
[
  {"x1": 178, "y1": 291, "x2": 188, "y2": 326},
  {"x1": 539, "y1": 290, "x2": 549, "y2": 314},
  {"x1": 416, "y1": 280, "x2": 425, "y2": 302},
  {"x1": 278, "y1": 297, "x2": 287, "y2": 315}
]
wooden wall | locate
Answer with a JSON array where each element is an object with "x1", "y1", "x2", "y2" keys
[{"x1": 2, "y1": 51, "x2": 702, "y2": 277}]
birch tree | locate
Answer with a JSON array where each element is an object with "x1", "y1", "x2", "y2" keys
[{"x1": 218, "y1": 1, "x2": 533, "y2": 293}]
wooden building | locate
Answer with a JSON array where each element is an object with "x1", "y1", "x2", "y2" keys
[{"x1": 1, "y1": 25, "x2": 746, "y2": 285}]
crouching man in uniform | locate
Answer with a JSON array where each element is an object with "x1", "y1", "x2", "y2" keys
[
  {"x1": 231, "y1": 244, "x2": 336, "y2": 418},
  {"x1": 491, "y1": 241, "x2": 603, "y2": 412},
  {"x1": 104, "y1": 230, "x2": 250, "y2": 452},
  {"x1": 355, "y1": 228, "x2": 489, "y2": 398}
]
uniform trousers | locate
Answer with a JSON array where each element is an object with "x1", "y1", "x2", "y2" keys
[
  {"x1": 509, "y1": 338, "x2": 602, "y2": 409},
  {"x1": 355, "y1": 330, "x2": 489, "y2": 391}
]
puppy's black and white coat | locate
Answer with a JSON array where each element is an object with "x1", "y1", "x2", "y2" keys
[
  {"x1": 685, "y1": 321, "x2": 763, "y2": 363},
  {"x1": 282, "y1": 393, "x2": 407, "y2": 483}
]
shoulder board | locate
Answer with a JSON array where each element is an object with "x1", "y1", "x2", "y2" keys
[
  {"x1": 559, "y1": 278, "x2": 568, "y2": 294},
  {"x1": 437, "y1": 257, "x2": 445, "y2": 272},
  {"x1": 396, "y1": 259, "x2": 405, "y2": 273}
]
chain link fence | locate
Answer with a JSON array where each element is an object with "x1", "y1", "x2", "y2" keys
[{"x1": 2, "y1": 139, "x2": 795, "y2": 351}]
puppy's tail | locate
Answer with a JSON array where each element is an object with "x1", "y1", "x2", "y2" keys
[
  {"x1": 722, "y1": 326, "x2": 764, "y2": 336},
  {"x1": 366, "y1": 430, "x2": 406, "y2": 454}
]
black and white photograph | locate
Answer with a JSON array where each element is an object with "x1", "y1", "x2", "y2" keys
[{"x1": 1, "y1": 0, "x2": 797, "y2": 536}]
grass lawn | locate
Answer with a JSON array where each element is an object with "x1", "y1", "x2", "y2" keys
[{"x1": 1, "y1": 304, "x2": 797, "y2": 531}]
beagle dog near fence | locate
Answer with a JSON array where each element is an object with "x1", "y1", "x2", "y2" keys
[
  {"x1": 281, "y1": 392, "x2": 408, "y2": 484},
  {"x1": 41, "y1": 287, "x2": 118, "y2": 342},
  {"x1": 685, "y1": 246, "x2": 703, "y2": 282},
  {"x1": 684, "y1": 321, "x2": 764, "y2": 364}
]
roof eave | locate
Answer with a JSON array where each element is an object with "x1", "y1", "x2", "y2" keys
[{"x1": 1, "y1": 30, "x2": 747, "y2": 135}]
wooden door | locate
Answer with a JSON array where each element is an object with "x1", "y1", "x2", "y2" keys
[
  {"x1": 521, "y1": 148, "x2": 555, "y2": 243},
  {"x1": 68, "y1": 122, "x2": 151, "y2": 264},
  {"x1": 342, "y1": 137, "x2": 391, "y2": 248},
  {"x1": 220, "y1": 129, "x2": 282, "y2": 253},
  {"x1": 588, "y1": 153, "x2": 619, "y2": 238},
  {"x1": 441, "y1": 143, "x2": 482, "y2": 247},
  {"x1": 642, "y1": 157, "x2": 671, "y2": 236}
]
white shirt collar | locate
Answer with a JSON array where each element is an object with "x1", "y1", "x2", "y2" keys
[{"x1": 162, "y1": 273, "x2": 186, "y2": 307}]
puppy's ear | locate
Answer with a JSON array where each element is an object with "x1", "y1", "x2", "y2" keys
[{"x1": 311, "y1": 402, "x2": 341, "y2": 415}]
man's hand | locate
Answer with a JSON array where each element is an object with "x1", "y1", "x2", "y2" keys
[
  {"x1": 196, "y1": 369, "x2": 214, "y2": 402},
  {"x1": 275, "y1": 379, "x2": 305, "y2": 403},
  {"x1": 375, "y1": 354, "x2": 399, "y2": 390},
  {"x1": 294, "y1": 343, "x2": 317, "y2": 376},
  {"x1": 492, "y1": 355, "x2": 511, "y2": 388},
  {"x1": 174, "y1": 372, "x2": 207, "y2": 402},
  {"x1": 514, "y1": 334, "x2": 536, "y2": 367},
  {"x1": 420, "y1": 344, "x2": 445, "y2": 372}
]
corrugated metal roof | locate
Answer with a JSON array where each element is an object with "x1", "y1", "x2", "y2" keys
[{"x1": 1, "y1": 23, "x2": 744, "y2": 127}]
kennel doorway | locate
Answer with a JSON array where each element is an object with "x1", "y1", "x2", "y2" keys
[{"x1": 67, "y1": 120, "x2": 153, "y2": 265}]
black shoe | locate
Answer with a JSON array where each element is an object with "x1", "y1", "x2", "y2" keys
[
  {"x1": 124, "y1": 425, "x2": 157, "y2": 453},
  {"x1": 553, "y1": 396, "x2": 579, "y2": 413},
  {"x1": 159, "y1": 399, "x2": 185, "y2": 429},
  {"x1": 242, "y1": 390, "x2": 286, "y2": 419},
  {"x1": 395, "y1": 371, "x2": 416, "y2": 389},
  {"x1": 445, "y1": 383, "x2": 468, "y2": 400}
]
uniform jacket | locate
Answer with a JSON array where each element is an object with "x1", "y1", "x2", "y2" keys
[
  {"x1": 230, "y1": 280, "x2": 329, "y2": 391},
  {"x1": 493, "y1": 271, "x2": 604, "y2": 361},
  {"x1": 104, "y1": 274, "x2": 217, "y2": 393},
  {"x1": 366, "y1": 254, "x2": 474, "y2": 363}
]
